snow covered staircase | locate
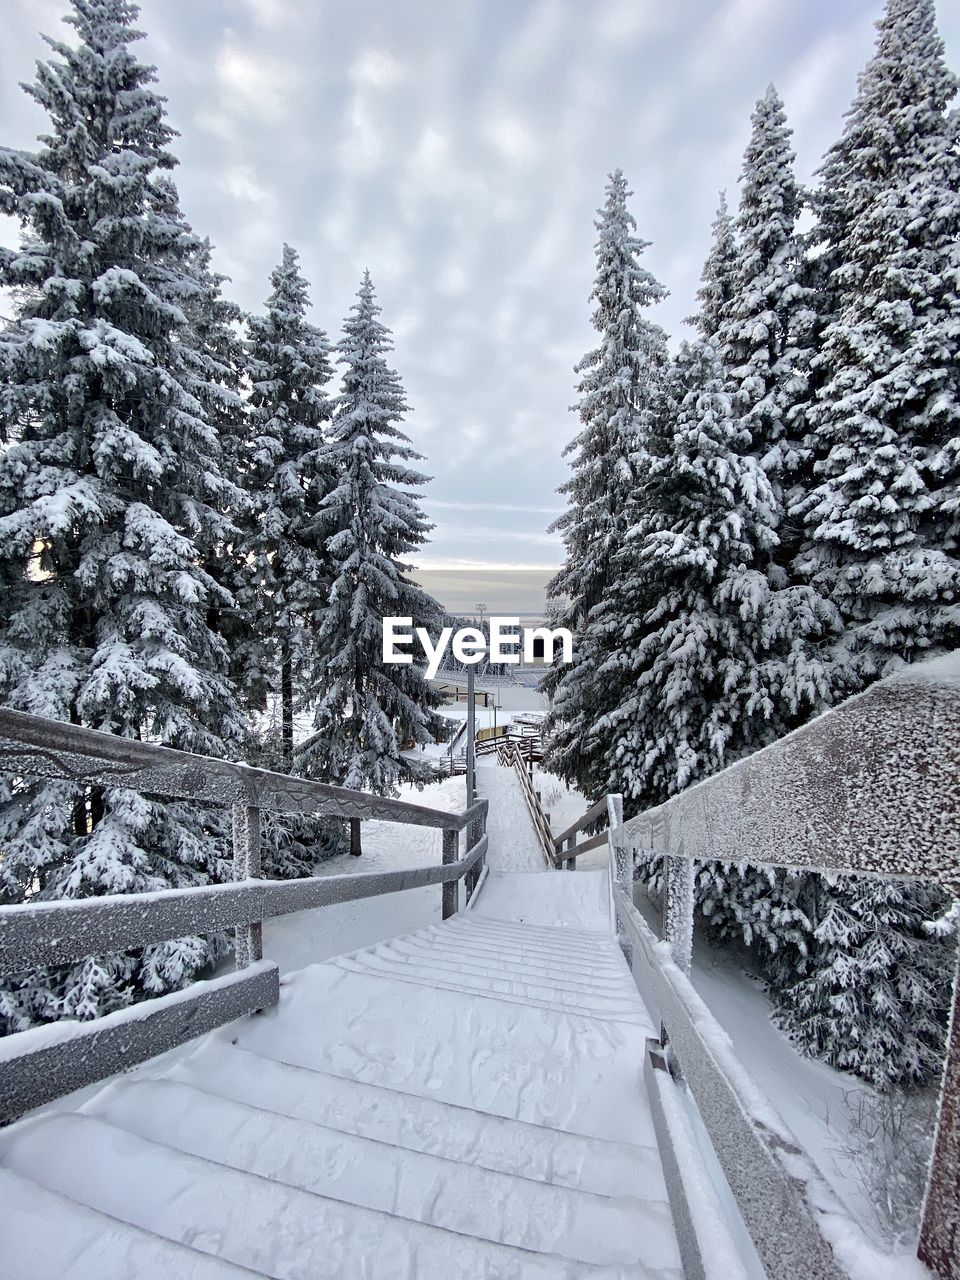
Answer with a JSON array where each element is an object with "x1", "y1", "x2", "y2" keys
[{"x1": 0, "y1": 875, "x2": 682, "y2": 1279}]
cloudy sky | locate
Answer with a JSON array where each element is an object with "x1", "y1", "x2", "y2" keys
[{"x1": 3, "y1": 0, "x2": 959, "y2": 575}]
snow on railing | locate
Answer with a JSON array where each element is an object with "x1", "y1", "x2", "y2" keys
[
  {"x1": 552, "y1": 795, "x2": 610, "y2": 868},
  {"x1": 0, "y1": 707, "x2": 488, "y2": 1123},
  {"x1": 606, "y1": 658, "x2": 960, "y2": 1280},
  {"x1": 494, "y1": 737, "x2": 554, "y2": 867}
]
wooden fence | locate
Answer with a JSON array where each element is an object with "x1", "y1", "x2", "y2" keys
[
  {"x1": 606, "y1": 662, "x2": 960, "y2": 1280},
  {"x1": 0, "y1": 708, "x2": 487, "y2": 1123}
]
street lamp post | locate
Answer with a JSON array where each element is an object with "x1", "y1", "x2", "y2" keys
[
  {"x1": 466, "y1": 661, "x2": 475, "y2": 806},
  {"x1": 466, "y1": 604, "x2": 487, "y2": 807}
]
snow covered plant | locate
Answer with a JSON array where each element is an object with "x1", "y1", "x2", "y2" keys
[
  {"x1": 836, "y1": 1086, "x2": 937, "y2": 1243},
  {"x1": 544, "y1": 0, "x2": 960, "y2": 1089},
  {"x1": 297, "y1": 273, "x2": 446, "y2": 816},
  {"x1": 0, "y1": 0, "x2": 253, "y2": 1031}
]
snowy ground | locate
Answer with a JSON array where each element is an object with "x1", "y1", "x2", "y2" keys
[
  {"x1": 247, "y1": 681, "x2": 923, "y2": 1266},
  {"x1": 259, "y1": 774, "x2": 469, "y2": 972}
]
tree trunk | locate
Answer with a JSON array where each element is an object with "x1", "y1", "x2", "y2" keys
[{"x1": 350, "y1": 817, "x2": 362, "y2": 857}]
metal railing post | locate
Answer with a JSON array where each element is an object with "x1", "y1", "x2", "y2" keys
[
  {"x1": 564, "y1": 833, "x2": 575, "y2": 871},
  {"x1": 232, "y1": 794, "x2": 262, "y2": 969},
  {"x1": 919, "y1": 945, "x2": 960, "y2": 1280},
  {"x1": 661, "y1": 849, "x2": 694, "y2": 976},
  {"x1": 442, "y1": 828, "x2": 459, "y2": 919}
]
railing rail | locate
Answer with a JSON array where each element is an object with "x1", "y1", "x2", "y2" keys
[
  {"x1": 495, "y1": 738, "x2": 554, "y2": 867},
  {"x1": 0, "y1": 708, "x2": 489, "y2": 1124},
  {"x1": 604, "y1": 657, "x2": 960, "y2": 1280},
  {"x1": 0, "y1": 707, "x2": 478, "y2": 829},
  {"x1": 0, "y1": 824, "x2": 490, "y2": 976},
  {"x1": 552, "y1": 795, "x2": 609, "y2": 869}
]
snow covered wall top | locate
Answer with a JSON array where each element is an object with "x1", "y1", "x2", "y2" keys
[{"x1": 616, "y1": 656, "x2": 960, "y2": 891}]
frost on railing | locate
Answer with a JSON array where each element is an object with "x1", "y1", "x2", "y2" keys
[
  {"x1": 615, "y1": 659, "x2": 960, "y2": 891},
  {"x1": 605, "y1": 657, "x2": 960, "y2": 1280},
  {"x1": 0, "y1": 707, "x2": 488, "y2": 1123}
]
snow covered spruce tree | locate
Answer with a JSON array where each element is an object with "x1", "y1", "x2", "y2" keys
[
  {"x1": 299, "y1": 273, "x2": 445, "y2": 852},
  {"x1": 687, "y1": 191, "x2": 737, "y2": 344},
  {"x1": 243, "y1": 244, "x2": 335, "y2": 767},
  {"x1": 775, "y1": 0, "x2": 960, "y2": 1088},
  {"x1": 797, "y1": 0, "x2": 960, "y2": 682},
  {"x1": 715, "y1": 85, "x2": 818, "y2": 566},
  {"x1": 775, "y1": 876, "x2": 953, "y2": 1089},
  {"x1": 0, "y1": 0, "x2": 247, "y2": 1032},
  {"x1": 543, "y1": 169, "x2": 670, "y2": 796},
  {"x1": 181, "y1": 236, "x2": 263, "y2": 714},
  {"x1": 590, "y1": 340, "x2": 831, "y2": 815}
]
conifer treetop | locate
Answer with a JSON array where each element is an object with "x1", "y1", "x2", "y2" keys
[
  {"x1": 303, "y1": 271, "x2": 443, "y2": 796},
  {"x1": 688, "y1": 191, "x2": 737, "y2": 342},
  {"x1": 798, "y1": 0, "x2": 960, "y2": 678},
  {"x1": 548, "y1": 169, "x2": 669, "y2": 622}
]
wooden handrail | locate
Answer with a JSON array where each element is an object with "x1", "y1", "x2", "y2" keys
[
  {"x1": 0, "y1": 708, "x2": 491, "y2": 1122},
  {"x1": 0, "y1": 830, "x2": 489, "y2": 974},
  {"x1": 552, "y1": 795, "x2": 608, "y2": 848},
  {"x1": 604, "y1": 656, "x2": 960, "y2": 1280},
  {"x1": 496, "y1": 739, "x2": 554, "y2": 868},
  {"x1": 0, "y1": 707, "x2": 481, "y2": 831}
]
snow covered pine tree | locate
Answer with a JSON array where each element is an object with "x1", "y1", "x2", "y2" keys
[
  {"x1": 687, "y1": 191, "x2": 737, "y2": 345},
  {"x1": 593, "y1": 339, "x2": 827, "y2": 811},
  {"x1": 243, "y1": 244, "x2": 335, "y2": 768},
  {"x1": 778, "y1": 0, "x2": 960, "y2": 1088},
  {"x1": 0, "y1": 0, "x2": 247, "y2": 1031},
  {"x1": 239, "y1": 246, "x2": 348, "y2": 877},
  {"x1": 672, "y1": 88, "x2": 836, "y2": 965},
  {"x1": 299, "y1": 273, "x2": 445, "y2": 854},
  {"x1": 543, "y1": 169, "x2": 669, "y2": 798}
]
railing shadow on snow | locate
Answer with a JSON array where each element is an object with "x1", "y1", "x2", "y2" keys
[{"x1": 0, "y1": 708, "x2": 487, "y2": 1124}]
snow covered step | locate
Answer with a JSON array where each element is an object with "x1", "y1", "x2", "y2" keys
[
  {"x1": 446, "y1": 914, "x2": 613, "y2": 950},
  {"x1": 230, "y1": 962, "x2": 659, "y2": 1145},
  {"x1": 333, "y1": 953, "x2": 650, "y2": 1025},
  {"x1": 353, "y1": 941, "x2": 631, "y2": 1001},
  {"x1": 335, "y1": 951, "x2": 648, "y2": 1023},
  {"x1": 167, "y1": 1041, "x2": 665, "y2": 1199},
  {"x1": 0, "y1": 1167, "x2": 261, "y2": 1280},
  {"x1": 472, "y1": 869, "x2": 612, "y2": 931},
  {"x1": 423, "y1": 930, "x2": 628, "y2": 974},
  {"x1": 84, "y1": 1078, "x2": 675, "y2": 1269},
  {"x1": 372, "y1": 935, "x2": 637, "y2": 997},
  {"x1": 427, "y1": 922, "x2": 627, "y2": 966},
  {"x1": 392, "y1": 930, "x2": 633, "y2": 987},
  {"x1": 0, "y1": 1114, "x2": 671, "y2": 1280}
]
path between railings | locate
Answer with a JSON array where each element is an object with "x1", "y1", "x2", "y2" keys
[{"x1": 1, "y1": 867, "x2": 692, "y2": 1280}]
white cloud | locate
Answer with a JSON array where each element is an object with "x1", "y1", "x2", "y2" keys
[
  {"x1": 482, "y1": 108, "x2": 540, "y2": 165},
  {"x1": 595, "y1": 0, "x2": 661, "y2": 43},
  {"x1": 239, "y1": 0, "x2": 296, "y2": 30},
  {"x1": 435, "y1": 263, "x2": 470, "y2": 297},
  {"x1": 214, "y1": 42, "x2": 299, "y2": 122},
  {"x1": 337, "y1": 90, "x2": 384, "y2": 174},
  {"x1": 223, "y1": 166, "x2": 273, "y2": 206},
  {"x1": 498, "y1": 0, "x2": 569, "y2": 78},
  {"x1": 350, "y1": 48, "x2": 405, "y2": 89}
]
